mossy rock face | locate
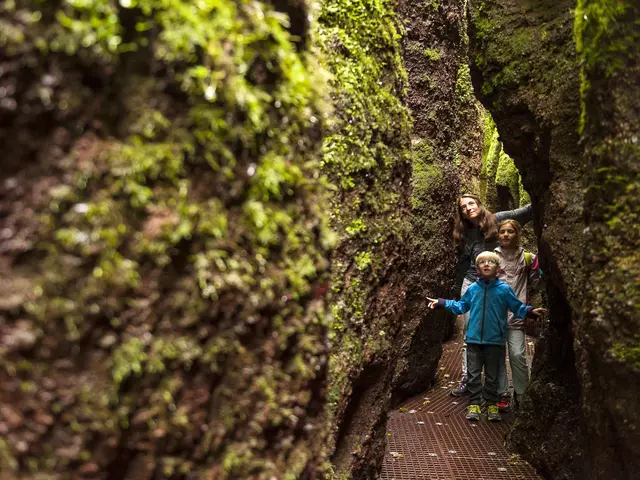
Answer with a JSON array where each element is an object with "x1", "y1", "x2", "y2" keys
[
  {"x1": 316, "y1": 0, "x2": 414, "y2": 476},
  {"x1": 393, "y1": 0, "x2": 485, "y2": 402},
  {"x1": 469, "y1": 0, "x2": 587, "y2": 477},
  {"x1": 480, "y1": 111, "x2": 527, "y2": 212},
  {"x1": 0, "y1": 1, "x2": 333, "y2": 477},
  {"x1": 470, "y1": 0, "x2": 640, "y2": 478},
  {"x1": 574, "y1": 0, "x2": 640, "y2": 476}
]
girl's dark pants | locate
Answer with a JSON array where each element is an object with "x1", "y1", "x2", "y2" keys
[{"x1": 467, "y1": 343, "x2": 504, "y2": 405}]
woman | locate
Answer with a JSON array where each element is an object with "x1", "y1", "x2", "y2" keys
[{"x1": 450, "y1": 194, "x2": 532, "y2": 397}]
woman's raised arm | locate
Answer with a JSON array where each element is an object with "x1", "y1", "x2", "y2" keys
[{"x1": 495, "y1": 204, "x2": 532, "y2": 226}]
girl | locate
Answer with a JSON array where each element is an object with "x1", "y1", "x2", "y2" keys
[
  {"x1": 495, "y1": 219, "x2": 541, "y2": 410},
  {"x1": 451, "y1": 194, "x2": 532, "y2": 396}
]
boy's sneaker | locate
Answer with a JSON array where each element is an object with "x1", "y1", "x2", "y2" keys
[
  {"x1": 487, "y1": 404, "x2": 502, "y2": 422},
  {"x1": 450, "y1": 378, "x2": 469, "y2": 397},
  {"x1": 466, "y1": 405, "x2": 481, "y2": 421},
  {"x1": 497, "y1": 393, "x2": 511, "y2": 412}
]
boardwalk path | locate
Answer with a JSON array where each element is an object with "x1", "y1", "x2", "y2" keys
[{"x1": 379, "y1": 321, "x2": 542, "y2": 480}]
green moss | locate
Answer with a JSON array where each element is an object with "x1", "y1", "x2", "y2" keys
[
  {"x1": 412, "y1": 159, "x2": 443, "y2": 210},
  {"x1": 112, "y1": 338, "x2": 147, "y2": 385},
  {"x1": 221, "y1": 446, "x2": 254, "y2": 475},
  {"x1": 574, "y1": 0, "x2": 638, "y2": 76},
  {"x1": 495, "y1": 151, "x2": 521, "y2": 206},
  {"x1": 611, "y1": 339, "x2": 640, "y2": 368},
  {"x1": 471, "y1": 1, "x2": 568, "y2": 98},
  {"x1": 482, "y1": 111, "x2": 496, "y2": 160},
  {"x1": 574, "y1": 0, "x2": 640, "y2": 133},
  {"x1": 481, "y1": 121, "x2": 500, "y2": 177},
  {"x1": 479, "y1": 110, "x2": 525, "y2": 209},
  {"x1": 424, "y1": 47, "x2": 441, "y2": 61},
  {"x1": 406, "y1": 40, "x2": 424, "y2": 56},
  {"x1": 518, "y1": 175, "x2": 531, "y2": 206},
  {"x1": 355, "y1": 251, "x2": 373, "y2": 270},
  {"x1": 411, "y1": 139, "x2": 443, "y2": 210},
  {"x1": 0, "y1": 438, "x2": 17, "y2": 471},
  {"x1": 474, "y1": 20, "x2": 537, "y2": 95},
  {"x1": 456, "y1": 64, "x2": 474, "y2": 106},
  {"x1": 575, "y1": 4, "x2": 640, "y2": 465},
  {"x1": 345, "y1": 218, "x2": 367, "y2": 236},
  {"x1": 3, "y1": 0, "x2": 336, "y2": 477},
  {"x1": 422, "y1": 73, "x2": 435, "y2": 89},
  {"x1": 479, "y1": 117, "x2": 500, "y2": 206},
  {"x1": 318, "y1": 0, "x2": 411, "y2": 461}
]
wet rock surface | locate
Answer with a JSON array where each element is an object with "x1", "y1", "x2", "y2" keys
[
  {"x1": 0, "y1": 1, "x2": 333, "y2": 477},
  {"x1": 468, "y1": 0, "x2": 640, "y2": 478}
]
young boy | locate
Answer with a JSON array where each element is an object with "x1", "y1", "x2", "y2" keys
[{"x1": 427, "y1": 251, "x2": 546, "y2": 421}]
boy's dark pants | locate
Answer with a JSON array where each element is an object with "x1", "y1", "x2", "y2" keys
[{"x1": 467, "y1": 343, "x2": 504, "y2": 405}]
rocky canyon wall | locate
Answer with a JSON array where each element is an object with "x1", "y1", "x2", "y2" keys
[
  {"x1": 317, "y1": 0, "x2": 484, "y2": 475},
  {"x1": 391, "y1": 0, "x2": 484, "y2": 403},
  {"x1": 5, "y1": 0, "x2": 630, "y2": 478},
  {"x1": 468, "y1": 0, "x2": 640, "y2": 478},
  {"x1": 316, "y1": 0, "x2": 414, "y2": 476},
  {"x1": 0, "y1": 0, "x2": 333, "y2": 477},
  {"x1": 0, "y1": 0, "x2": 475, "y2": 478}
]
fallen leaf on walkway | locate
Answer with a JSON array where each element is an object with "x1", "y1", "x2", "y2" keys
[
  {"x1": 399, "y1": 407, "x2": 407, "y2": 412},
  {"x1": 408, "y1": 409, "x2": 417, "y2": 414},
  {"x1": 423, "y1": 400, "x2": 430, "y2": 405},
  {"x1": 389, "y1": 452, "x2": 404, "y2": 458},
  {"x1": 452, "y1": 401, "x2": 459, "y2": 405},
  {"x1": 80, "y1": 463, "x2": 99, "y2": 475}
]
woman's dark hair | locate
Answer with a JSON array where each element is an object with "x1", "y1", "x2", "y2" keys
[{"x1": 453, "y1": 194, "x2": 498, "y2": 247}]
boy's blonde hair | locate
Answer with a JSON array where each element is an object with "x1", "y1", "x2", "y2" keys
[
  {"x1": 475, "y1": 251, "x2": 500, "y2": 266},
  {"x1": 498, "y1": 219, "x2": 522, "y2": 246}
]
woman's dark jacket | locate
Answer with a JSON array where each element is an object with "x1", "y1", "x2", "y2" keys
[{"x1": 455, "y1": 204, "x2": 532, "y2": 294}]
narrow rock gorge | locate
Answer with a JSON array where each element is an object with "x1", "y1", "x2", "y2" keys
[
  {"x1": 468, "y1": 0, "x2": 640, "y2": 478},
  {"x1": 0, "y1": 0, "x2": 638, "y2": 479}
]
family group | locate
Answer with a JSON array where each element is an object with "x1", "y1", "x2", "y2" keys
[{"x1": 428, "y1": 194, "x2": 544, "y2": 422}]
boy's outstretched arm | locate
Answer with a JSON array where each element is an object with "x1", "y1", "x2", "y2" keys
[
  {"x1": 427, "y1": 290, "x2": 471, "y2": 315},
  {"x1": 505, "y1": 285, "x2": 547, "y2": 319}
]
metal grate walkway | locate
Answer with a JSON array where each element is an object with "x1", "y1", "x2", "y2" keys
[{"x1": 380, "y1": 318, "x2": 542, "y2": 479}]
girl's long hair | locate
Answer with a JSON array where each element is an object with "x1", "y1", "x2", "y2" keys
[{"x1": 453, "y1": 194, "x2": 498, "y2": 248}]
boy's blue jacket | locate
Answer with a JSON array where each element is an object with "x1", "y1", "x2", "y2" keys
[{"x1": 437, "y1": 278, "x2": 532, "y2": 346}]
